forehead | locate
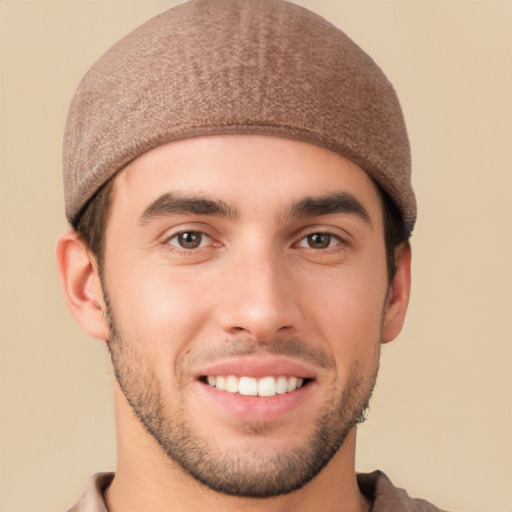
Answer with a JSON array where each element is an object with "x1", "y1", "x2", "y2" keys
[{"x1": 112, "y1": 135, "x2": 383, "y2": 222}]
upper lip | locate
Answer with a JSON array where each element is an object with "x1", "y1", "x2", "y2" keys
[{"x1": 195, "y1": 355, "x2": 317, "y2": 380}]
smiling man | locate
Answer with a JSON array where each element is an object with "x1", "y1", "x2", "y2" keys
[{"x1": 56, "y1": 1, "x2": 444, "y2": 511}]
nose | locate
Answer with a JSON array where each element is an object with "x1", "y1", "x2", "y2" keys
[{"x1": 216, "y1": 244, "x2": 301, "y2": 342}]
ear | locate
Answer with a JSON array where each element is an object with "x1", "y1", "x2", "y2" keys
[
  {"x1": 56, "y1": 230, "x2": 109, "y2": 341},
  {"x1": 381, "y1": 241, "x2": 412, "y2": 344}
]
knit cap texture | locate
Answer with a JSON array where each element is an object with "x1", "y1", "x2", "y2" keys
[{"x1": 63, "y1": 0, "x2": 415, "y2": 234}]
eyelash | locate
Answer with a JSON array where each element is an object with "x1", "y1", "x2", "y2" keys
[
  {"x1": 165, "y1": 230, "x2": 214, "y2": 251},
  {"x1": 164, "y1": 229, "x2": 346, "y2": 254},
  {"x1": 294, "y1": 232, "x2": 343, "y2": 250}
]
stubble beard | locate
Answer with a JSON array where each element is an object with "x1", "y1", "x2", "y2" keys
[{"x1": 104, "y1": 295, "x2": 380, "y2": 498}]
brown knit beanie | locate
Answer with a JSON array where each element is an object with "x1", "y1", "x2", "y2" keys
[{"x1": 63, "y1": 0, "x2": 416, "y2": 235}]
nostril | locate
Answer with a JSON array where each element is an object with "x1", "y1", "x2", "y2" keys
[{"x1": 218, "y1": 292, "x2": 301, "y2": 342}]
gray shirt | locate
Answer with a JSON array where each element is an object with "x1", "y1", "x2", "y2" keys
[{"x1": 68, "y1": 471, "x2": 444, "y2": 511}]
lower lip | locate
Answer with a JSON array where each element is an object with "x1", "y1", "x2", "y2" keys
[{"x1": 198, "y1": 380, "x2": 314, "y2": 423}]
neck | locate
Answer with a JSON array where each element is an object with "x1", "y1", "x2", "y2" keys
[{"x1": 105, "y1": 386, "x2": 369, "y2": 512}]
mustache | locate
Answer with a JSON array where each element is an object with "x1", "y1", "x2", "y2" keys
[{"x1": 185, "y1": 337, "x2": 336, "y2": 371}]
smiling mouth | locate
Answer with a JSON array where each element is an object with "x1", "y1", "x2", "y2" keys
[{"x1": 200, "y1": 375, "x2": 311, "y2": 397}]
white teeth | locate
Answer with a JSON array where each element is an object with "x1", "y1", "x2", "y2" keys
[
  {"x1": 276, "y1": 376, "x2": 288, "y2": 394},
  {"x1": 286, "y1": 376, "x2": 298, "y2": 392},
  {"x1": 258, "y1": 376, "x2": 276, "y2": 397},
  {"x1": 226, "y1": 375, "x2": 239, "y2": 393},
  {"x1": 216, "y1": 375, "x2": 226, "y2": 391},
  {"x1": 239, "y1": 377, "x2": 258, "y2": 396},
  {"x1": 206, "y1": 375, "x2": 306, "y2": 396}
]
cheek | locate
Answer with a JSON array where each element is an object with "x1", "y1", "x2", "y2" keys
[
  {"x1": 107, "y1": 258, "x2": 217, "y2": 359},
  {"x1": 299, "y1": 263, "x2": 388, "y2": 356}
]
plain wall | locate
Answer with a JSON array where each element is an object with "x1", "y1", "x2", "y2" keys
[{"x1": 1, "y1": 1, "x2": 511, "y2": 511}]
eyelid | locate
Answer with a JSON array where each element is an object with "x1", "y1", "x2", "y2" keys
[
  {"x1": 166, "y1": 230, "x2": 213, "y2": 249},
  {"x1": 295, "y1": 232, "x2": 342, "y2": 249},
  {"x1": 293, "y1": 224, "x2": 351, "y2": 243},
  {"x1": 160, "y1": 223, "x2": 222, "y2": 252},
  {"x1": 159, "y1": 221, "x2": 217, "y2": 241}
]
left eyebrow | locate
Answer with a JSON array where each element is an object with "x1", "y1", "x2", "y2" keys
[
  {"x1": 288, "y1": 192, "x2": 371, "y2": 225},
  {"x1": 139, "y1": 193, "x2": 240, "y2": 225}
]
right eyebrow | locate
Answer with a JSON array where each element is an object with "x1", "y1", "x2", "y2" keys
[
  {"x1": 138, "y1": 193, "x2": 240, "y2": 225},
  {"x1": 289, "y1": 192, "x2": 371, "y2": 225}
]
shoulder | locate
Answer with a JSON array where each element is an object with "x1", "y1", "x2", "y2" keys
[
  {"x1": 357, "y1": 470, "x2": 448, "y2": 512},
  {"x1": 67, "y1": 472, "x2": 113, "y2": 512}
]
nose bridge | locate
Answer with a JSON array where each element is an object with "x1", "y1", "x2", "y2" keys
[{"x1": 217, "y1": 236, "x2": 298, "y2": 340}]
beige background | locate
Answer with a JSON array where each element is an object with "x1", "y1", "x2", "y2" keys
[{"x1": 1, "y1": 1, "x2": 511, "y2": 511}]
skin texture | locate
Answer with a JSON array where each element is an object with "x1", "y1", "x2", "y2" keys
[{"x1": 56, "y1": 135, "x2": 411, "y2": 512}]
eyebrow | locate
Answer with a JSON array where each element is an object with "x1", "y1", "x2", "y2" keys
[
  {"x1": 289, "y1": 192, "x2": 371, "y2": 224},
  {"x1": 139, "y1": 191, "x2": 371, "y2": 226},
  {"x1": 139, "y1": 193, "x2": 240, "y2": 225}
]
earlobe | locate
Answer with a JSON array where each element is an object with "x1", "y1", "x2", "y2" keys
[
  {"x1": 56, "y1": 230, "x2": 109, "y2": 341},
  {"x1": 381, "y1": 242, "x2": 412, "y2": 344}
]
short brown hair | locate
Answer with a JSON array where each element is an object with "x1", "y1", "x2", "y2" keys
[{"x1": 73, "y1": 177, "x2": 116, "y2": 271}]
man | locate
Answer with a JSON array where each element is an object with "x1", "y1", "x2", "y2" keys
[{"x1": 56, "y1": 1, "x2": 444, "y2": 510}]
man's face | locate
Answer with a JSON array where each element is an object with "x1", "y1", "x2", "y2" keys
[{"x1": 100, "y1": 135, "x2": 396, "y2": 497}]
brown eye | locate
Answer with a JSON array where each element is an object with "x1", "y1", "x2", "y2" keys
[
  {"x1": 168, "y1": 231, "x2": 208, "y2": 249},
  {"x1": 306, "y1": 233, "x2": 333, "y2": 249}
]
